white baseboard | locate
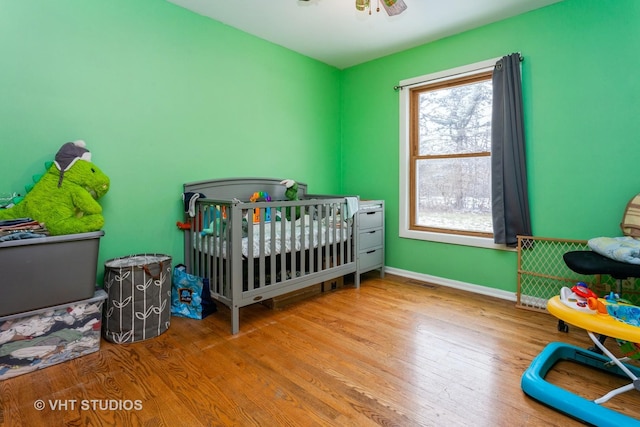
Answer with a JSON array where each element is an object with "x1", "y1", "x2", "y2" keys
[{"x1": 382, "y1": 266, "x2": 517, "y2": 302}]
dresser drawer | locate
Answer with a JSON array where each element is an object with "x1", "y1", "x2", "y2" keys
[
  {"x1": 359, "y1": 229, "x2": 382, "y2": 249},
  {"x1": 359, "y1": 210, "x2": 383, "y2": 229},
  {"x1": 359, "y1": 248, "x2": 383, "y2": 271}
]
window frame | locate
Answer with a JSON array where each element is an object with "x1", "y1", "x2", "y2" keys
[{"x1": 398, "y1": 57, "x2": 509, "y2": 250}]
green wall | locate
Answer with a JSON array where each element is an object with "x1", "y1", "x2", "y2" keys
[
  {"x1": 3, "y1": 0, "x2": 638, "y2": 294},
  {"x1": 0, "y1": 0, "x2": 341, "y2": 280},
  {"x1": 341, "y1": 0, "x2": 640, "y2": 292}
]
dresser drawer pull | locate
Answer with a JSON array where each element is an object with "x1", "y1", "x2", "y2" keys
[{"x1": 366, "y1": 250, "x2": 376, "y2": 254}]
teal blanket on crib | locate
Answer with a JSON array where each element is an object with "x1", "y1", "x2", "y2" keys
[{"x1": 588, "y1": 236, "x2": 640, "y2": 265}]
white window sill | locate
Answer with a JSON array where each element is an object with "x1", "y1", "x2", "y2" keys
[{"x1": 399, "y1": 228, "x2": 514, "y2": 251}]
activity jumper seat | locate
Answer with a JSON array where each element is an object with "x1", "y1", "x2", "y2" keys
[{"x1": 521, "y1": 290, "x2": 640, "y2": 426}]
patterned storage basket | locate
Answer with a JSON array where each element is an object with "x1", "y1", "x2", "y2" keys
[{"x1": 102, "y1": 254, "x2": 172, "y2": 344}]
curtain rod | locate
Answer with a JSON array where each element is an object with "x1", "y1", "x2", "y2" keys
[{"x1": 393, "y1": 53, "x2": 523, "y2": 91}]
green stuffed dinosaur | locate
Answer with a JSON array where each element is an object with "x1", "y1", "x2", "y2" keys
[{"x1": 0, "y1": 140, "x2": 110, "y2": 235}]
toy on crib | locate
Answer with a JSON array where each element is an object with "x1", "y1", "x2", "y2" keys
[
  {"x1": 200, "y1": 206, "x2": 227, "y2": 236},
  {"x1": 176, "y1": 221, "x2": 191, "y2": 230},
  {"x1": 250, "y1": 191, "x2": 272, "y2": 223},
  {"x1": 280, "y1": 179, "x2": 300, "y2": 221},
  {"x1": 201, "y1": 218, "x2": 226, "y2": 236},
  {"x1": 250, "y1": 191, "x2": 271, "y2": 202},
  {"x1": 0, "y1": 140, "x2": 110, "y2": 235}
]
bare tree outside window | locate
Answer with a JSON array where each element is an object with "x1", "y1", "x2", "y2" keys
[{"x1": 410, "y1": 71, "x2": 493, "y2": 236}]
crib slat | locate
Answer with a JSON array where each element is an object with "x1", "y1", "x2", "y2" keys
[
  {"x1": 322, "y1": 203, "x2": 327, "y2": 270},
  {"x1": 258, "y1": 210, "x2": 266, "y2": 289},
  {"x1": 308, "y1": 205, "x2": 316, "y2": 274},
  {"x1": 199, "y1": 204, "x2": 207, "y2": 288},
  {"x1": 220, "y1": 205, "x2": 229, "y2": 297},
  {"x1": 319, "y1": 204, "x2": 325, "y2": 270},
  {"x1": 247, "y1": 216, "x2": 254, "y2": 290},
  {"x1": 210, "y1": 204, "x2": 218, "y2": 295},
  {"x1": 216, "y1": 205, "x2": 223, "y2": 295},
  {"x1": 312, "y1": 203, "x2": 319, "y2": 272},
  {"x1": 346, "y1": 202, "x2": 353, "y2": 266},
  {"x1": 300, "y1": 206, "x2": 306, "y2": 276},
  {"x1": 270, "y1": 215, "x2": 276, "y2": 286},
  {"x1": 280, "y1": 211, "x2": 286, "y2": 280},
  {"x1": 331, "y1": 202, "x2": 338, "y2": 268},
  {"x1": 290, "y1": 202, "x2": 297, "y2": 278}
]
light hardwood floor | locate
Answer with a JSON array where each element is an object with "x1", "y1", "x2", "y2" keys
[{"x1": 1, "y1": 273, "x2": 639, "y2": 426}]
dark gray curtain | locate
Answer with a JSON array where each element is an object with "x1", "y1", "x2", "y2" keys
[{"x1": 491, "y1": 53, "x2": 531, "y2": 247}]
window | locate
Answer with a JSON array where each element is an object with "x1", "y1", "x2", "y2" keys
[
  {"x1": 399, "y1": 58, "x2": 505, "y2": 249},
  {"x1": 411, "y1": 71, "x2": 493, "y2": 236}
]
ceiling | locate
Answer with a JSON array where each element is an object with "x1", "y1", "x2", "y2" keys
[{"x1": 167, "y1": 0, "x2": 562, "y2": 69}]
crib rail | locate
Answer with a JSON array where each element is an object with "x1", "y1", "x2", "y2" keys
[{"x1": 183, "y1": 196, "x2": 358, "y2": 333}]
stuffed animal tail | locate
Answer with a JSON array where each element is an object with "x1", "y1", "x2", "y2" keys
[{"x1": 0, "y1": 202, "x2": 28, "y2": 221}]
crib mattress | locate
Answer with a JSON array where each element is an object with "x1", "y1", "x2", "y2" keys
[{"x1": 196, "y1": 219, "x2": 349, "y2": 258}]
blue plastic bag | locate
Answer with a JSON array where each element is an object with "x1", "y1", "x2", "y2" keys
[{"x1": 171, "y1": 264, "x2": 216, "y2": 319}]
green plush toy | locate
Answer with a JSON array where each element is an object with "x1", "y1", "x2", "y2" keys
[
  {"x1": 280, "y1": 179, "x2": 300, "y2": 221},
  {"x1": 0, "y1": 140, "x2": 110, "y2": 235}
]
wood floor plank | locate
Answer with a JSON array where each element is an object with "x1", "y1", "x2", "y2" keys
[{"x1": 1, "y1": 272, "x2": 638, "y2": 426}]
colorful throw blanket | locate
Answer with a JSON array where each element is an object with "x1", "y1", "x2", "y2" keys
[{"x1": 588, "y1": 236, "x2": 640, "y2": 265}]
